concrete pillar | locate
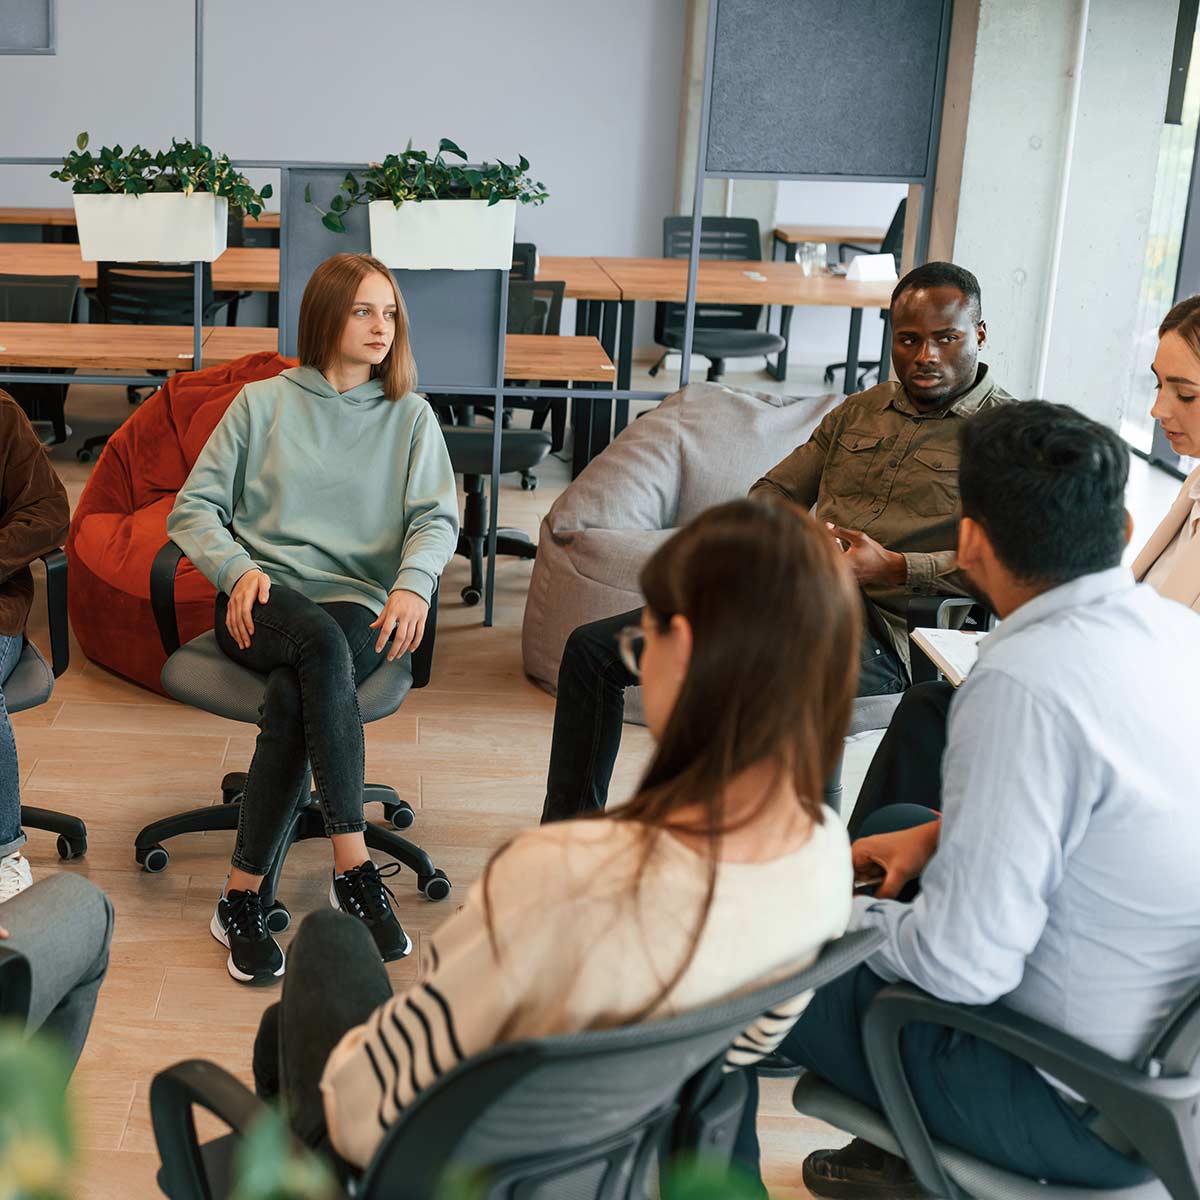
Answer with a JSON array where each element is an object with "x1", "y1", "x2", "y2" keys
[{"x1": 938, "y1": 0, "x2": 1176, "y2": 424}]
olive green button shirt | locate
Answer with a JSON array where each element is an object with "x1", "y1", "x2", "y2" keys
[{"x1": 750, "y1": 365, "x2": 1014, "y2": 661}]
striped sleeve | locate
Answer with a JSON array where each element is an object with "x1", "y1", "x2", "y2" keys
[{"x1": 723, "y1": 990, "x2": 814, "y2": 1070}]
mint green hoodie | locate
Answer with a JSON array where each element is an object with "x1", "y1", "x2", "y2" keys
[{"x1": 167, "y1": 366, "x2": 458, "y2": 610}]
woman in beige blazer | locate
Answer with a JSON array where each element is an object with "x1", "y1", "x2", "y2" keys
[{"x1": 1139, "y1": 296, "x2": 1200, "y2": 614}]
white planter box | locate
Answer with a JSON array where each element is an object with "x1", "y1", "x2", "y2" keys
[
  {"x1": 368, "y1": 199, "x2": 516, "y2": 270},
  {"x1": 73, "y1": 193, "x2": 229, "y2": 262}
]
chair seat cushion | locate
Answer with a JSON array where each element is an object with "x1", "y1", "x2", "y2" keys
[
  {"x1": 848, "y1": 693, "x2": 904, "y2": 738},
  {"x1": 661, "y1": 328, "x2": 787, "y2": 357},
  {"x1": 3, "y1": 642, "x2": 52, "y2": 714},
  {"x1": 162, "y1": 632, "x2": 414, "y2": 725},
  {"x1": 792, "y1": 1076, "x2": 1166, "y2": 1200},
  {"x1": 443, "y1": 427, "x2": 552, "y2": 476}
]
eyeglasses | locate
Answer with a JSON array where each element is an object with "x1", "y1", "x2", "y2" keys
[{"x1": 615, "y1": 625, "x2": 646, "y2": 679}]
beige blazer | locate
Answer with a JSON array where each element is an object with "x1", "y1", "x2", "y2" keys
[{"x1": 1131, "y1": 466, "x2": 1200, "y2": 614}]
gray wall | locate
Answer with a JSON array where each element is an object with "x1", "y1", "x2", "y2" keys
[{"x1": 1, "y1": 0, "x2": 687, "y2": 266}]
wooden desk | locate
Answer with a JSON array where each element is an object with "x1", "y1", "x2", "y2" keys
[
  {"x1": 534, "y1": 256, "x2": 621, "y2": 301},
  {"x1": 200, "y1": 326, "x2": 616, "y2": 380},
  {"x1": 0, "y1": 244, "x2": 280, "y2": 293},
  {"x1": 0, "y1": 322, "x2": 211, "y2": 371},
  {"x1": 0, "y1": 206, "x2": 281, "y2": 229},
  {"x1": 773, "y1": 224, "x2": 885, "y2": 248}
]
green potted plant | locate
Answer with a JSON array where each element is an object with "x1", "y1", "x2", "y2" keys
[
  {"x1": 51, "y1": 132, "x2": 272, "y2": 263},
  {"x1": 306, "y1": 138, "x2": 547, "y2": 271}
]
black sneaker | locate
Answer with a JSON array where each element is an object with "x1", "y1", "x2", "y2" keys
[
  {"x1": 210, "y1": 889, "x2": 285, "y2": 985},
  {"x1": 802, "y1": 1138, "x2": 929, "y2": 1200},
  {"x1": 330, "y1": 861, "x2": 412, "y2": 962}
]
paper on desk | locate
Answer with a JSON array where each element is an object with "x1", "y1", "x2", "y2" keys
[{"x1": 910, "y1": 627, "x2": 987, "y2": 688}]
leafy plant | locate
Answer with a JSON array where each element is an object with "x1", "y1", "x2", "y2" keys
[
  {"x1": 0, "y1": 1023, "x2": 74, "y2": 1200},
  {"x1": 306, "y1": 138, "x2": 547, "y2": 233},
  {"x1": 230, "y1": 1107, "x2": 337, "y2": 1200},
  {"x1": 51, "y1": 132, "x2": 273, "y2": 217}
]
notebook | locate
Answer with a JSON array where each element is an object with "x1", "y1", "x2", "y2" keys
[{"x1": 910, "y1": 627, "x2": 987, "y2": 688}]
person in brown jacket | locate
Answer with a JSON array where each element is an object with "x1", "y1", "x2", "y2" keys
[{"x1": 0, "y1": 390, "x2": 70, "y2": 902}]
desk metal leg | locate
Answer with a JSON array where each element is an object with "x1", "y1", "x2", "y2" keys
[
  {"x1": 844, "y1": 309, "x2": 863, "y2": 395},
  {"x1": 613, "y1": 299, "x2": 634, "y2": 434},
  {"x1": 571, "y1": 382, "x2": 596, "y2": 479},
  {"x1": 583, "y1": 303, "x2": 617, "y2": 461},
  {"x1": 879, "y1": 310, "x2": 893, "y2": 384},
  {"x1": 772, "y1": 305, "x2": 794, "y2": 382}
]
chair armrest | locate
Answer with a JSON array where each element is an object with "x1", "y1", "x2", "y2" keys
[
  {"x1": 150, "y1": 1060, "x2": 271, "y2": 1200},
  {"x1": 0, "y1": 944, "x2": 32, "y2": 1021},
  {"x1": 38, "y1": 549, "x2": 68, "y2": 677},
  {"x1": 863, "y1": 984, "x2": 1200, "y2": 1200},
  {"x1": 905, "y1": 595, "x2": 978, "y2": 631},
  {"x1": 150, "y1": 541, "x2": 186, "y2": 658},
  {"x1": 410, "y1": 583, "x2": 439, "y2": 689}
]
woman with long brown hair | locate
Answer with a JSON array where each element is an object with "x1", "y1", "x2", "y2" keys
[
  {"x1": 244, "y1": 497, "x2": 860, "y2": 1169},
  {"x1": 168, "y1": 253, "x2": 458, "y2": 986}
]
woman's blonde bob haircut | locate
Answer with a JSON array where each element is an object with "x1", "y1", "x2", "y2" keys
[{"x1": 297, "y1": 253, "x2": 417, "y2": 399}]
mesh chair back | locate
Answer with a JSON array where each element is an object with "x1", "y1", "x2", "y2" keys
[
  {"x1": 507, "y1": 280, "x2": 564, "y2": 337},
  {"x1": 1146, "y1": 979, "x2": 1200, "y2": 1075},
  {"x1": 96, "y1": 261, "x2": 214, "y2": 325},
  {"x1": 880, "y1": 200, "x2": 907, "y2": 273},
  {"x1": 511, "y1": 242, "x2": 537, "y2": 282},
  {"x1": 0, "y1": 272, "x2": 79, "y2": 322},
  {"x1": 656, "y1": 216, "x2": 763, "y2": 346},
  {"x1": 359, "y1": 929, "x2": 881, "y2": 1198},
  {"x1": 0, "y1": 945, "x2": 32, "y2": 1022}
]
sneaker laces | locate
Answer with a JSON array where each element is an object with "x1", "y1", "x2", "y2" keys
[
  {"x1": 0, "y1": 854, "x2": 28, "y2": 903},
  {"x1": 224, "y1": 889, "x2": 269, "y2": 940},
  {"x1": 340, "y1": 861, "x2": 401, "y2": 920}
]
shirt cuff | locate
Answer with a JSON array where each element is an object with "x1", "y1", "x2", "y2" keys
[
  {"x1": 217, "y1": 553, "x2": 258, "y2": 596},
  {"x1": 904, "y1": 552, "x2": 938, "y2": 593},
  {"x1": 390, "y1": 566, "x2": 435, "y2": 604}
]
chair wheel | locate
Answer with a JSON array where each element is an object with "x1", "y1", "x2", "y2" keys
[
  {"x1": 461, "y1": 586, "x2": 482, "y2": 606},
  {"x1": 265, "y1": 902, "x2": 291, "y2": 934},
  {"x1": 385, "y1": 802, "x2": 415, "y2": 831},
  {"x1": 221, "y1": 787, "x2": 242, "y2": 805},
  {"x1": 648, "y1": 364, "x2": 661, "y2": 377},
  {"x1": 419, "y1": 869, "x2": 452, "y2": 901},
  {"x1": 520, "y1": 473, "x2": 537, "y2": 492},
  {"x1": 137, "y1": 844, "x2": 169, "y2": 873},
  {"x1": 76, "y1": 448, "x2": 92, "y2": 463},
  {"x1": 56, "y1": 834, "x2": 86, "y2": 861}
]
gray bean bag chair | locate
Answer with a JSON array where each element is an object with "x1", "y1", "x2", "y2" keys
[{"x1": 521, "y1": 382, "x2": 841, "y2": 723}]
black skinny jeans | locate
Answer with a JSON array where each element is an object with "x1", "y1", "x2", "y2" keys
[
  {"x1": 540, "y1": 595, "x2": 910, "y2": 824},
  {"x1": 214, "y1": 584, "x2": 384, "y2": 877}
]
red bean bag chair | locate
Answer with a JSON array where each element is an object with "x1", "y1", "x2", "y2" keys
[{"x1": 67, "y1": 352, "x2": 295, "y2": 694}]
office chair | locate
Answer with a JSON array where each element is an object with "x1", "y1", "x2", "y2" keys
[
  {"x1": 9, "y1": 550, "x2": 88, "y2": 861},
  {"x1": 793, "y1": 972, "x2": 1200, "y2": 1200},
  {"x1": 152, "y1": 929, "x2": 883, "y2": 1200},
  {"x1": 824, "y1": 198, "x2": 907, "y2": 391},
  {"x1": 79, "y1": 262, "x2": 239, "y2": 463},
  {"x1": 132, "y1": 541, "x2": 451, "y2": 929},
  {"x1": 0, "y1": 273, "x2": 80, "y2": 445},
  {"x1": 649, "y1": 216, "x2": 786, "y2": 383},
  {"x1": 442, "y1": 425, "x2": 551, "y2": 606},
  {"x1": 511, "y1": 241, "x2": 537, "y2": 281}
]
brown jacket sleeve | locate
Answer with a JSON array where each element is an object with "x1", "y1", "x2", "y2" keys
[
  {"x1": 0, "y1": 393, "x2": 70, "y2": 585},
  {"x1": 749, "y1": 404, "x2": 840, "y2": 509}
]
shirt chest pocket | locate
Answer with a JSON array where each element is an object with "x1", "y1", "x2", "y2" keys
[
  {"x1": 833, "y1": 430, "x2": 885, "y2": 497},
  {"x1": 908, "y1": 447, "x2": 961, "y2": 516}
]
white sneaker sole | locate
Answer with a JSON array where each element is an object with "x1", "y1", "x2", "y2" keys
[
  {"x1": 209, "y1": 910, "x2": 286, "y2": 984},
  {"x1": 329, "y1": 881, "x2": 413, "y2": 959}
]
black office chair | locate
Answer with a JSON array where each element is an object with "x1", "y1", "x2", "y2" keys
[
  {"x1": 511, "y1": 241, "x2": 537, "y2": 281},
  {"x1": 507, "y1": 278, "x2": 568, "y2": 473},
  {"x1": 0, "y1": 273, "x2": 80, "y2": 445},
  {"x1": 151, "y1": 929, "x2": 883, "y2": 1200},
  {"x1": 442, "y1": 425, "x2": 551, "y2": 606},
  {"x1": 10, "y1": 550, "x2": 88, "y2": 861},
  {"x1": 80, "y1": 262, "x2": 239, "y2": 463},
  {"x1": 648, "y1": 216, "x2": 786, "y2": 383},
  {"x1": 794, "y1": 974, "x2": 1200, "y2": 1200},
  {"x1": 132, "y1": 542, "x2": 450, "y2": 928},
  {"x1": 824, "y1": 199, "x2": 907, "y2": 391}
]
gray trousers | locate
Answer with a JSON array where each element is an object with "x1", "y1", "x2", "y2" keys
[{"x1": 2, "y1": 874, "x2": 113, "y2": 1070}]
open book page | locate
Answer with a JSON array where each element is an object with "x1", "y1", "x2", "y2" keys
[{"x1": 910, "y1": 628, "x2": 988, "y2": 688}]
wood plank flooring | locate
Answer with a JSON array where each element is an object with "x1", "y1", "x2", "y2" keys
[{"x1": 16, "y1": 380, "x2": 848, "y2": 1198}]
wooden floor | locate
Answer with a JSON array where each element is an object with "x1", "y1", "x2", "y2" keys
[{"x1": 16, "y1": 380, "x2": 849, "y2": 1199}]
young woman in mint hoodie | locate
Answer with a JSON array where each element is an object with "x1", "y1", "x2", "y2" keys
[{"x1": 168, "y1": 253, "x2": 458, "y2": 986}]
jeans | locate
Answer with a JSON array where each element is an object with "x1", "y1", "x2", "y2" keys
[
  {"x1": 540, "y1": 596, "x2": 909, "y2": 824},
  {"x1": 214, "y1": 585, "x2": 383, "y2": 877},
  {"x1": 253, "y1": 908, "x2": 391, "y2": 1148},
  {"x1": 0, "y1": 632, "x2": 26, "y2": 858},
  {"x1": 1, "y1": 874, "x2": 114, "y2": 1070},
  {"x1": 847, "y1": 680, "x2": 953, "y2": 838},
  {"x1": 734, "y1": 806, "x2": 1152, "y2": 1190}
]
